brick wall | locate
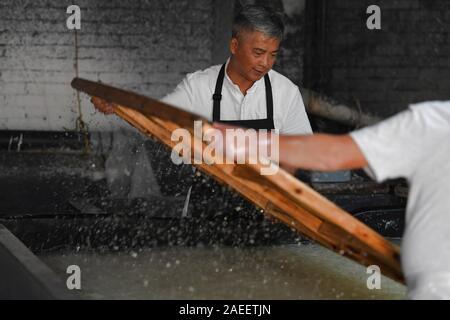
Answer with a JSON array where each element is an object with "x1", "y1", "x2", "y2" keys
[
  {"x1": 0, "y1": 0, "x2": 214, "y2": 131},
  {"x1": 0, "y1": 0, "x2": 308, "y2": 132},
  {"x1": 309, "y1": 0, "x2": 450, "y2": 117},
  {"x1": 3, "y1": 0, "x2": 444, "y2": 130},
  {"x1": 275, "y1": 0, "x2": 306, "y2": 86}
]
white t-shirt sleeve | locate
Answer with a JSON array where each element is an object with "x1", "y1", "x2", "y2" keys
[
  {"x1": 349, "y1": 106, "x2": 428, "y2": 182},
  {"x1": 160, "y1": 74, "x2": 195, "y2": 113},
  {"x1": 280, "y1": 87, "x2": 313, "y2": 135}
]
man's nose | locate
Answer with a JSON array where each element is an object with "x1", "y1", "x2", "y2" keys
[{"x1": 259, "y1": 55, "x2": 271, "y2": 69}]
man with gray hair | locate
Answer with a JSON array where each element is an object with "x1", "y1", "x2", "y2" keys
[
  {"x1": 91, "y1": 5, "x2": 312, "y2": 200},
  {"x1": 93, "y1": 5, "x2": 312, "y2": 134}
]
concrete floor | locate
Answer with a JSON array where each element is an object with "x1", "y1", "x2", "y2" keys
[{"x1": 40, "y1": 243, "x2": 406, "y2": 300}]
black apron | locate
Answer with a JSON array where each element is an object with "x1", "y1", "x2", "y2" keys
[
  {"x1": 212, "y1": 63, "x2": 275, "y2": 130},
  {"x1": 188, "y1": 63, "x2": 276, "y2": 220}
]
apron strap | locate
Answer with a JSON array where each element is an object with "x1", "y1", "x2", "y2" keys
[
  {"x1": 212, "y1": 64, "x2": 226, "y2": 122},
  {"x1": 264, "y1": 73, "x2": 274, "y2": 120}
]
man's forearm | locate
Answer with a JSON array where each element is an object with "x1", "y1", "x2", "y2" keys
[{"x1": 279, "y1": 134, "x2": 368, "y2": 171}]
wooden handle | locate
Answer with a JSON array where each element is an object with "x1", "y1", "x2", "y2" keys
[{"x1": 71, "y1": 77, "x2": 208, "y2": 132}]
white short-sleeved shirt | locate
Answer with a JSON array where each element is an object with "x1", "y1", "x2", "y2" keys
[
  {"x1": 161, "y1": 60, "x2": 312, "y2": 135},
  {"x1": 350, "y1": 101, "x2": 450, "y2": 299}
]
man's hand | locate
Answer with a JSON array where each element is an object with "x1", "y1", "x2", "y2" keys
[{"x1": 90, "y1": 96, "x2": 116, "y2": 114}]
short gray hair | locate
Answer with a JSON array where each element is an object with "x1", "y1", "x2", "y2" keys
[{"x1": 232, "y1": 5, "x2": 285, "y2": 40}]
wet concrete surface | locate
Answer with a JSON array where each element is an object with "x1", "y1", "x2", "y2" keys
[{"x1": 39, "y1": 243, "x2": 406, "y2": 299}]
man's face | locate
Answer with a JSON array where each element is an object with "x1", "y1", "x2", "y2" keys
[{"x1": 230, "y1": 30, "x2": 280, "y2": 82}]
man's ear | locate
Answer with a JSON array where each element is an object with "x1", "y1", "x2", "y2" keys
[{"x1": 230, "y1": 37, "x2": 238, "y2": 55}]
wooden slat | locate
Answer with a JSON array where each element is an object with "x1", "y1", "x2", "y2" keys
[{"x1": 72, "y1": 78, "x2": 404, "y2": 283}]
